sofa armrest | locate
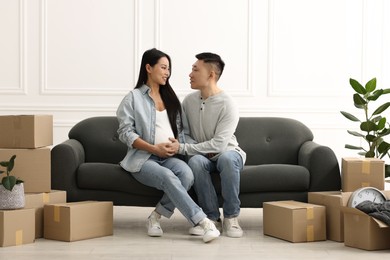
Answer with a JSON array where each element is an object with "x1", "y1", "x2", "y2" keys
[
  {"x1": 51, "y1": 139, "x2": 85, "y2": 195},
  {"x1": 298, "y1": 141, "x2": 341, "y2": 192}
]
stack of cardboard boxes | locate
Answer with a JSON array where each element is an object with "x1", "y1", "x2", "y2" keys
[
  {"x1": 309, "y1": 157, "x2": 390, "y2": 250},
  {"x1": 263, "y1": 157, "x2": 390, "y2": 250},
  {"x1": 0, "y1": 115, "x2": 113, "y2": 247}
]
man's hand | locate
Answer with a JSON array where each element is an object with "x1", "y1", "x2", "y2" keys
[{"x1": 169, "y1": 138, "x2": 180, "y2": 154}]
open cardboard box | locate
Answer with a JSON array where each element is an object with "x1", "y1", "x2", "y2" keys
[
  {"x1": 340, "y1": 189, "x2": 390, "y2": 250},
  {"x1": 342, "y1": 206, "x2": 390, "y2": 250}
]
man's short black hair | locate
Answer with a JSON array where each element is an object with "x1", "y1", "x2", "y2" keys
[{"x1": 195, "y1": 52, "x2": 225, "y2": 80}]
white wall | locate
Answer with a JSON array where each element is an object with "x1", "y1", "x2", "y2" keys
[{"x1": 1, "y1": 0, "x2": 390, "y2": 165}]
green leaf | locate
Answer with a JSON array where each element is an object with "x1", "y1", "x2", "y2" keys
[
  {"x1": 345, "y1": 144, "x2": 363, "y2": 150},
  {"x1": 371, "y1": 115, "x2": 382, "y2": 123},
  {"x1": 8, "y1": 155, "x2": 16, "y2": 172},
  {"x1": 378, "y1": 141, "x2": 390, "y2": 154},
  {"x1": 377, "y1": 117, "x2": 386, "y2": 130},
  {"x1": 378, "y1": 128, "x2": 390, "y2": 137},
  {"x1": 383, "y1": 88, "x2": 390, "y2": 94},
  {"x1": 367, "y1": 89, "x2": 383, "y2": 101},
  {"x1": 350, "y1": 78, "x2": 366, "y2": 94},
  {"x1": 2, "y1": 176, "x2": 17, "y2": 191},
  {"x1": 385, "y1": 165, "x2": 390, "y2": 178},
  {"x1": 347, "y1": 130, "x2": 365, "y2": 137},
  {"x1": 366, "y1": 134, "x2": 377, "y2": 141},
  {"x1": 341, "y1": 111, "x2": 360, "y2": 122},
  {"x1": 365, "y1": 77, "x2": 377, "y2": 92},
  {"x1": 361, "y1": 121, "x2": 378, "y2": 132},
  {"x1": 373, "y1": 102, "x2": 390, "y2": 115},
  {"x1": 353, "y1": 94, "x2": 366, "y2": 108},
  {"x1": 0, "y1": 161, "x2": 9, "y2": 167}
]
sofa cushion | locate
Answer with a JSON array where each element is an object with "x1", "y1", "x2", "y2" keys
[
  {"x1": 77, "y1": 163, "x2": 163, "y2": 197},
  {"x1": 236, "y1": 117, "x2": 313, "y2": 165},
  {"x1": 69, "y1": 117, "x2": 127, "y2": 164},
  {"x1": 239, "y1": 164, "x2": 310, "y2": 193}
]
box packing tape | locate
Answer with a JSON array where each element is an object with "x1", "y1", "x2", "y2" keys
[
  {"x1": 306, "y1": 225, "x2": 314, "y2": 241},
  {"x1": 54, "y1": 206, "x2": 61, "y2": 222},
  {"x1": 15, "y1": 230, "x2": 23, "y2": 246},
  {"x1": 361, "y1": 160, "x2": 373, "y2": 187},
  {"x1": 42, "y1": 193, "x2": 50, "y2": 203},
  {"x1": 362, "y1": 160, "x2": 371, "y2": 175},
  {"x1": 306, "y1": 207, "x2": 314, "y2": 220},
  {"x1": 306, "y1": 207, "x2": 314, "y2": 242}
]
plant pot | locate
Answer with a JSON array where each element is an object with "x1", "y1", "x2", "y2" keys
[{"x1": 0, "y1": 183, "x2": 25, "y2": 210}]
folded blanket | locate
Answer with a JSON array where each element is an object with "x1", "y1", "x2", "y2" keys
[{"x1": 356, "y1": 200, "x2": 390, "y2": 225}]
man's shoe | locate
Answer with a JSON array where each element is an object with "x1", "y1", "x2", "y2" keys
[
  {"x1": 199, "y1": 218, "x2": 220, "y2": 243},
  {"x1": 223, "y1": 217, "x2": 243, "y2": 238},
  {"x1": 147, "y1": 211, "x2": 163, "y2": 237},
  {"x1": 189, "y1": 218, "x2": 222, "y2": 236}
]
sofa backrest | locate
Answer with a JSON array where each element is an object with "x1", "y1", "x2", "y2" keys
[
  {"x1": 69, "y1": 116, "x2": 127, "y2": 164},
  {"x1": 69, "y1": 116, "x2": 314, "y2": 165},
  {"x1": 235, "y1": 117, "x2": 313, "y2": 165}
]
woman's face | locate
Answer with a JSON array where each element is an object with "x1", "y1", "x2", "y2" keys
[{"x1": 147, "y1": 57, "x2": 170, "y2": 86}]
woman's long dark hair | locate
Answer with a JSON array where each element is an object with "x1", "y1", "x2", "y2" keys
[{"x1": 135, "y1": 48, "x2": 182, "y2": 138}]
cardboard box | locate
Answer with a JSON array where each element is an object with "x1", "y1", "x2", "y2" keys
[
  {"x1": 309, "y1": 190, "x2": 390, "y2": 243},
  {"x1": 44, "y1": 201, "x2": 113, "y2": 242},
  {"x1": 0, "y1": 148, "x2": 51, "y2": 193},
  {"x1": 342, "y1": 206, "x2": 390, "y2": 250},
  {"x1": 25, "y1": 190, "x2": 67, "y2": 238},
  {"x1": 0, "y1": 208, "x2": 35, "y2": 247},
  {"x1": 342, "y1": 157, "x2": 384, "y2": 192},
  {"x1": 0, "y1": 115, "x2": 53, "y2": 148},
  {"x1": 308, "y1": 191, "x2": 351, "y2": 242},
  {"x1": 263, "y1": 200, "x2": 326, "y2": 242}
]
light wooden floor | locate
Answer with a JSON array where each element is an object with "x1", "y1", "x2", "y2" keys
[{"x1": 0, "y1": 206, "x2": 389, "y2": 259}]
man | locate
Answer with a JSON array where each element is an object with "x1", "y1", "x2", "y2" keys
[{"x1": 173, "y1": 52, "x2": 246, "y2": 238}]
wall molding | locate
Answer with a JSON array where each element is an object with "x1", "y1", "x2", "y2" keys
[
  {"x1": 266, "y1": 0, "x2": 367, "y2": 98},
  {"x1": 0, "y1": 0, "x2": 27, "y2": 95},
  {"x1": 39, "y1": 0, "x2": 139, "y2": 96},
  {"x1": 154, "y1": 0, "x2": 255, "y2": 98},
  {"x1": 0, "y1": 104, "x2": 117, "y2": 112}
]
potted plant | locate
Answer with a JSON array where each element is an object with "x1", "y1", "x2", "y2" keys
[
  {"x1": 340, "y1": 78, "x2": 390, "y2": 177},
  {"x1": 0, "y1": 155, "x2": 25, "y2": 209}
]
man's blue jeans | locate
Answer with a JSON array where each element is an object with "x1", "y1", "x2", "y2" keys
[
  {"x1": 188, "y1": 150, "x2": 243, "y2": 221},
  {"x1": 131, "y1": 155, "x2": 206, "y2": 226}
]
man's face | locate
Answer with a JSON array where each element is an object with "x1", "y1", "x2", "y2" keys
[{"x1": 189, "y1": 60, "x2": 210, "y2": 90}]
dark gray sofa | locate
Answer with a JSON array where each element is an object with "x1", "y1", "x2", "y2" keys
[{"x1": 51, "y1": 116, "x2": 341, "y2": 208}]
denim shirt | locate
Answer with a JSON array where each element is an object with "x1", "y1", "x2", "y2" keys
[{"x1": 116, "y1": 84, "x2": 188, "y2": 173}]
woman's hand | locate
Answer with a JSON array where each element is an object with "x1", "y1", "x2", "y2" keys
[{"x1": 154, "y1": 142, "x2": 177, "y2": 158}]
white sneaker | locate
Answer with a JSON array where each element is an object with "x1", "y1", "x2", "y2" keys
[
  {"x1": 189, "y1": 219, "x2": 222, "y2": 236},
  {"x1": 199, "y1": 218, "x2": 220, "y2": 243},
  {"x1": 147, "y1": 211, "x2": 163, "y2": 237},
  {"x1": 223, "y1": 217, "x2": 243, "y2": 238}
]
